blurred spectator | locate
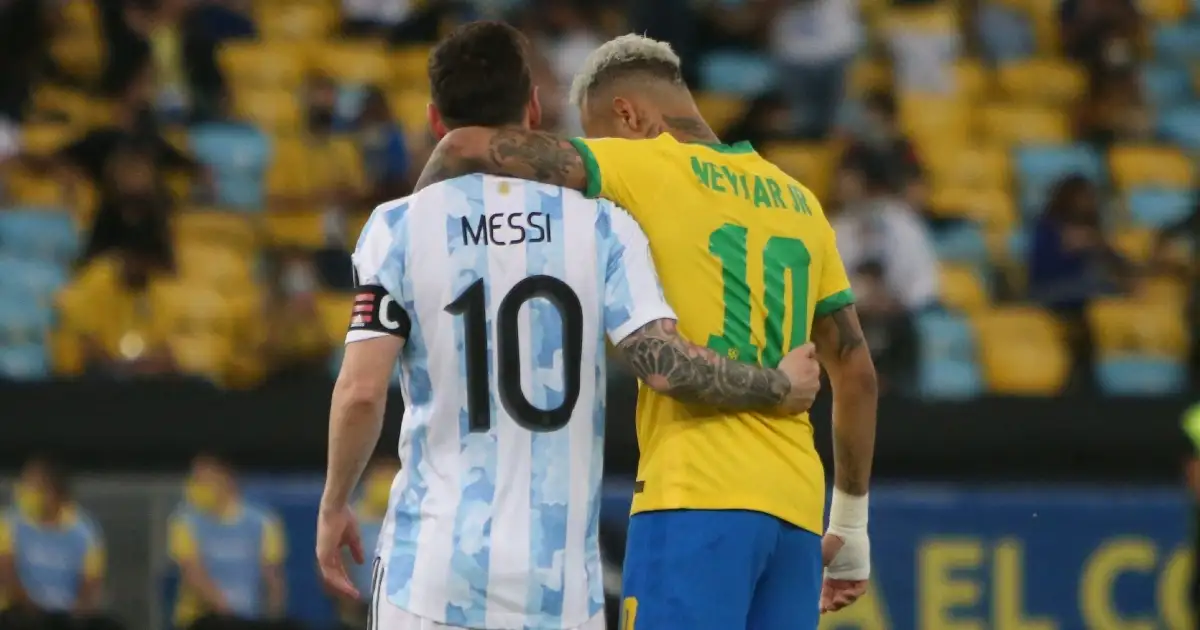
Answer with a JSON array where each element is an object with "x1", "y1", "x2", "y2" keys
[
  {"x1": 0, "y1": 457, "x2": 115, "y2": 630},
  {"x1": 886, "y1": 6, "x2": 961, "y2": 94},
  {"x1": 259, "y1": 249, "x2": 331, "y2": 378},
  {"x1": 387, "y1": 1, "x2": 479, "y2": 45},
  {"x1": 124, "y1": 0, "x2": 227, "y2": 123},
  {"x1": 338, "y1": 457, "x2": 400, "y2": 628},
  {"x1": 723, "y1": 91, "x2": 793, "y2": 147},
  {"x1": 1029, "y1": 175, "x2": 1132, "y2": 386},
  {"x1": 0, "y1": 0, "x2": 57, "y2": 122},
  {"x1": 975, "y1": 0, "x2": 1036, "y2": 64},
  {"x1": 56, "y1": 248, "x2": 177, "y2": 378},
  {"x1": 832, "y1": 153, "x2": 938, "y2": 392},
  {"x1": 769, "y1": 0, "x2": 862, "y2": 139},
  {"x1": 535, "y1": 0, "x2": 604, "y2": 135},
  {"x1": 1076, "y1": 69, "x2": 1154, "y2": 146},
  {"x1": 355, "y1": 87, "x2": 411, "y2": 205},
  {"x1": 628, "y1": 0, "x2": 698, "y2": 85},
  {"x1": 270, "y1": 73, "x2": 360, "y2": 214},
  {"x1": 342, "y1": 0, "x2": 413, "y2": 37},
  {"x1": 189, "y1": 0, "x2": 256, "y2": 43},
  {"x1": 1153, "y1": 196, "x2": 1198, "y2": 380},
  {"x1": 168, "y1": 455, "x2": 293, "y2": 630},
  {"x1": 1059, "y1": 0, "x2": 1142, "y2": 77},
  {"x1": 841, "y1": 90, "x2": 926, "y2": 212}
]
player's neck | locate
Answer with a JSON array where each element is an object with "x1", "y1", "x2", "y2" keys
[{"x1": 658, "y1": 110, "x2": 719, "y2": 145}]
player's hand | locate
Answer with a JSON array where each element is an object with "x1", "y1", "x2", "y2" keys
[
  {"x1": 776, "y1": 343, "x2": 821, "y2": 414},
  {"x1": 316, "y1": 503, "x2": 366, "y2": 600},
  {"x1": 820, "y1": 530, "x2": 870, "y2": 613}
]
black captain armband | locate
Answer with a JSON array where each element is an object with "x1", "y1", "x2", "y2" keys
[{"x1": 349, "y1": 285, "x2": 411, "y2": 338}]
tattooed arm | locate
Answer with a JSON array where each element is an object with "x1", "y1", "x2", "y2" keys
[
  {"x1": 614, "y1": 319, "x2": 818, "y2": 412},
  {"x1": 811, "y1": 305, "x2": 877, "y2": 496},
  {"x1": 417, "y1": 127, "x2": 588, "y2": 192}
]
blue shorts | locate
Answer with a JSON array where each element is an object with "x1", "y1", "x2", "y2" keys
[{"x1": 620, "y1": 509, "x2": 822, "y2": 630}]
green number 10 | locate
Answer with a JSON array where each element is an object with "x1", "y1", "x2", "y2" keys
[{"x1": 706, "y1": 223, "x2": 811, "y2": 368}]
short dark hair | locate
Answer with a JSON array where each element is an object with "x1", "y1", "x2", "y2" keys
[
  {"x1": 25, "y1": 455, "x2": 70, "y2": 498},
  {"x1": 428, "y1": 21, "x2": 532, "y2": 128}
]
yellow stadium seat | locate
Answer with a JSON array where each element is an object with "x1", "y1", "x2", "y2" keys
[
  {"x1": 974, "y1": 307, "x2": 1070, "y2": 394},
  {"x1": 760, "y1": 143, "x2": 834, "y2": 201},
  {"x1": 996, "y1": 59, "x2": 1086, "y2": 106},
  {"x1": 390, "y1": 90, "x2": 431, "y2": 139},
  {"x1": 218, "y1": 42, "x2": 307, "y2": 89},
  {"x1": 233, "y1": 88, "x2": 301, "y2": 134},
  {"x1": 391, "y1": 46, "x2": 432, "y2": 89},
  {"x1": 19, "y1": 123, "x2": 74, "y2": 156},
  {"x1": 883, "y1": 5, "x2": 958, "y2": 34},
  {"x1": 847, "y1": 59, "x2": 893, "y2": 96},
  {"x1": 977, "y1": 104, "x2": 1071, "y2": 145},
  {"x1": 345, "y1": 212, "x2": 372, "y2": 250},
  {"x1": 1138, "y1": 274, "x2": 1189, "y2": 307},
  {"x1": 312, "y1": 43, "x2": 391, "y2": 86},
  {"x1": 1108, "y1": 145, "x2": 1194, "y2": 190},
  {"x1": 267, "y1": 136, "x2": 365, "y2": 200},
  {"x1": 174, "y1": 210, "x2": 258, "y2": 252},
  {"x1": 924, "y1": 145, "x2": 1011, "y2": 190},
  {"x1": 1111, "y1": 227, "x2": 1154, "y2": 263},
  {"x1": 694, "y1": 94, "x2": 748, "y2": 137},
  {"x1": 899, "y1": 96, "x2": 970, "y2": 144},
  {"x1": 1087, "y1": 298, "x2": 1189, "y2": 359},
  {"x1": 170, "y1": 333, "x2": 234, "y2": 383},
  {"x1": 263, "y1": 210, "x2": 326, "y2": 248},
  {"x1": 953, "y1": 60, "x2": 989, "y2": 101},
  {"x1": 939, "y1": 264, "x2": 989, "y2": 313},
  {"x1": 317, "y1": 292, "x2": 353, "y2": 343},
  {"x1": 1138, "y1": 0, "x2": 1190, "y2": 22},
  {"x1": 929, "y1": 187, "x2": 1018, "y2": 233},
  {"x1": 29, "y1": 85, "x2": 113, "y2": 127},
  {"x1": 175, "y1": 244, "x2": 255, "y2": 288},
  {"x1": 255, "y1": 2, "x2": 335, "y2": 40},
  {"x1": 50, "y1": 36, "x2": 106, "y2": 83}
]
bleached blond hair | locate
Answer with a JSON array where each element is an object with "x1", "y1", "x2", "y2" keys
[{"x1": 568, "y1": 34, "x2": 684, "y2": 108}]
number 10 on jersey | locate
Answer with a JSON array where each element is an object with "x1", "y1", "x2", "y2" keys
[{"x1": 707, "y1": 223, "x2": 811, "y2": 368}]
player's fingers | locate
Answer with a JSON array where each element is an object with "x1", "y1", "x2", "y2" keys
[
  {"x1": 319, "y1": 557, "x2": 360, "y2": 600},
  {"x1": 798, "y1": 342, "x2": 816, "y2": 357},
  {"x1": 349, "y1": 535, "x2": 366, "y2": 565}
]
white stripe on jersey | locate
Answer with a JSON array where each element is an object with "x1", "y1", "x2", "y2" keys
[{"x1": 350, "y1": 174, "x2": 675, "y2": 630}]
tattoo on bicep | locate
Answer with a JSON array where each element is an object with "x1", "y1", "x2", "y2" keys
[
  {"x1": 617, "y1": 319, "x2": 789, "y2": 409},
  {"x1": 813, "y1": 305, "x2": 867, "y2": 360}
]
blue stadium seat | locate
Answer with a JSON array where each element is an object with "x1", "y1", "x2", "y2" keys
[
  {"x1": 0, "y1": 343, "x2": 49, "y2": 380},
  {"x1": 0, "y1": 257, "x2": 68, "y2": 307},
  {"x1": 1159, "y1": 106, "x2": 1200, "y2": 149},
  {"x1": 0, "y1": 210, "x2": 79, "y2": 262},
  {"x1": 1153, "y1": 23, "x2": 1200, "y2": 63},
  {"x1": 1014, "y1": 145, "x2": 1104, "y2": 217},
  {"x1": 699, "y1": 52, "x2": 776, "y2": 96},
  {"x1": 1142, "y1": 64, "x2": 1193, "y2": 106},
  {"x1": 915, "y1": 311, "x2": 984, "y2": 399},
  {"x1": 1127, "y1": 188, "x2": 1194, "y2": 229},
  {"x1": 1007, "y1": 228, "x2": 1031, "y2": 262},
  {"x1": 188, "y1": 123, "x2": 271, "y2": 210},
  {"x1": 0, "y1": 300, "x2": 53, "y2": 345},
  {"x1": 932, "y1": 223, "x2": 989, "y2": 267},
  {"x1": 1095, "y1": 356, "x2": 1185, "y2": 395}
]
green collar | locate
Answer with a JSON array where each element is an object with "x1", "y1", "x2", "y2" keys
[{"x1": 692, "y1": 140, "x2": 755, "y2": 154}]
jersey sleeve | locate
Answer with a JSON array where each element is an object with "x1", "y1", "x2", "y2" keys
[
  {"x1": 601, "y1": 204, "x2": 677, "y2": 344},
  {"x1": 814, "y1": 218, "x2": 856, "y2": 318},
  {"x1": 567, "y1": 137, "x2": 641, "y2": 208},
  {"x1": 167, "y1": 513, "x2": 198, "y2": 563},
  {"x1": 347, "y1": 205, "x2": 413, "y2": 344},
  {"x1": 260, "y1": 514, "x2": 286, "y2": 566}
]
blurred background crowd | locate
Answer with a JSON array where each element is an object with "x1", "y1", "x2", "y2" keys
[{"x1": 0, "y1": 0, "x2": 1197, "y2": 629}]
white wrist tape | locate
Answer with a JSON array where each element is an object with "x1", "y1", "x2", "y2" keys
[{"x1": 825, "y1": 489, "x2": 870, "y2": 581}]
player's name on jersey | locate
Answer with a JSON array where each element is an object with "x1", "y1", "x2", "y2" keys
[
  {"x1": 461, "y1": 211, "x2": 553, "y2": 247},
  {"x1": 690, "y1": 157, "x2": 813, "y2": 216}
]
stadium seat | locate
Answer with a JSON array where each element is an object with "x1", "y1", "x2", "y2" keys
[
  {"x1": 899, "y1": 96, "x2": 970, "y2": 142},
  {"x1": 267, "y1": 137, "x2": 365, "y2": 202},
  {"x1": 254, "y1": 2, "x2": 334, "y2": 40},
  {"x1": 938, "y1": 264, "x2": 989, "y2": 313},
  {"x1": 952, "y1": 60, "x2": 988, "y2": 101},
  {"x1": 0, "y1": 256, "x2": 70, "y2": 307},
  {"x1": 171, "y1": 332, "x2": 234, "y2": 383},
  {"x1": 1108, "y1": 145, "x2": 1193, "y2": 191},
  {"x1": 1087, "y1": 298, "x2": 1189, "y2": 359},
  {"x1": 1095, "y1": 356, "x2": 1186, "y2": 395},
  {"x1": 0, "y1": 210, "x2": 79, "y2": 262},
  {"x1": 1110, "y1": 228, "x2": 1155, "y2": 263},
  {"x1": 19, "y1": 123, "x2": 75, "y2": 155},
  {"x1": 1138, "y1": 0, "x2": 1190, "y2": 22},
  {"x1": 996, "y1": 58, "x2": 1086, "y2": 106},
  {"x1": 1158, "y1": 105, "x2": 1200, "y2": 149},
  {"x1": 312, "y1": 43, "x2": 391, "y2": 87},
  {"x1": 977, "y1": 104, "x2": 1071, "y2": 145},
  {"x1": 1126, "y1": 189, "x2": 1194, "y2": 229},
  {"x1": 175, "y1": 244, "x2": 256, "y2": 290},
  {"x1": 0, "y1": 298, "x2": 53, "y2": 346},
  {"x1": 173, "y1": 210, "x2": 259, "y2": 253},
  {"x1": 974, "y1": 307, "x2": 1070, "y2": 394},
  {"x1": 263, "y1": 210, "x2": 327, "y2": 248},
  {"x1": 931, "y1": 222, "x2": 989, "y2": 266},
  {"x1": 1014, "y1": 144, "x2": 1104, "y2": 217},
  {"x1": 924, "y1": 145, "x2": 1011, "y2": 191},
  {"x1": 218, "y1": 42, "x2": 307, "y2": 89},
  {"x1": 760, "y1": 143, "x2": 833, "y2": 200},
  {"x1": 1154, "y1": 23, "x2": 1200, "y2": 63},
  {"x1": 0, "y1": 343, "x2": 50, "y2": 380},
  {"x1": 388, "y1": 90, "x2": 432, "y2": 140},
  {"x1": 1142, "y1": 64, "x2": 1193, "y2": 106},
  {"x1": 316, "y1": 292, "x2": 351, "y2": 343},
  {"x1": 929, "y1": 187, "x2": 1018, "y2": 234},
  {"x1": 391, "y1": 46, "x2": 433, "y2": 90},
  {"x1": 699, "y1": 52, "x2": 776, "y2": 96},
  {"x1": 694, "y1": 93, "x2": 749, "y2": 137},
  {"x1": 232, "y1": 88, "x2": 301, "y2": 134},
  {"x1": 188, "y1": 123, "x2": 271, "y2": 210},
  {"x1": 914, "y1": 311, "x2": 984, "y2": 399},
  {"x1": 847, "y1": 58, "x2": 892, "y2": 96}
]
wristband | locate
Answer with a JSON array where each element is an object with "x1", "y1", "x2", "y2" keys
[{"x1": 828, "y1": 488, "x2": 869, "y2": 532}]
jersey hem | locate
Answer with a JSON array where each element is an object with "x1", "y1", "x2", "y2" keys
[
  {"x1": 345, "y1": 330, "x2": 391, "y2": 344},
  {"x1": 387, "y1": 596, "x2": 599, "y2": 630},
  {"x1": 607, "y1": 305, "x2": 677, "y2": 346},
  {"x1": 568, "y1": 138, "x2": 603, "y2": 199},
  {"x1": 814, "y1": 288, "x2": 856, "y2": 318},
  {"x1": 630, "y1": 495, "x2": 824, "y2": 537}
]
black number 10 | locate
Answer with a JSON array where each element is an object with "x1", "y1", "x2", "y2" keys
[{"x1": 445, "y1": 275, "x2": 584, "y2": 433}]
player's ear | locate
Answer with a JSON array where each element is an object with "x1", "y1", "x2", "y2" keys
[
  {"x1": 612, "y1": 97, "x2": 639, "y2": 135},
  {"x1": 427, "y1": 102, "x2": 449, "y2": 140},
  {"x1": 527, "y1": 85, "x2": 542, "y2": 130}
]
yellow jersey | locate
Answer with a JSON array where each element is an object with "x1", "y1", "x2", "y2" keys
[{"x1": 568, "y1": 134, "x2": 854, "y2": 534}]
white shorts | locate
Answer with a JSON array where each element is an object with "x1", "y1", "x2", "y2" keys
[{"x1": 369, "y1": 559, "x2": 607, "y2": 630}]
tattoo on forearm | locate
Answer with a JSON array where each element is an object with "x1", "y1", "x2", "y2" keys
[
  {"x1": 813, "y1": 305, "x2": 866, "y2": 360},
  {"x1": 617, "y1": 319, "x2": 789, "y2": 409},
  {"x1": 416, "y1": 129, "x2": 586, "y2": 191}
]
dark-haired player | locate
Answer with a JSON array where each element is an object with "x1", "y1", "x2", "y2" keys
[
  {"x1": 315, "y1": 22, "x2": 824, "y2": 630},
  {"x1": 415, "y1": 32, "x2": 880, "y2": 630}
]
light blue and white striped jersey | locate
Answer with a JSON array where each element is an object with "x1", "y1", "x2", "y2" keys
[{"x1": 346, "y1": 174, "x2": 674, "y2": 629}]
